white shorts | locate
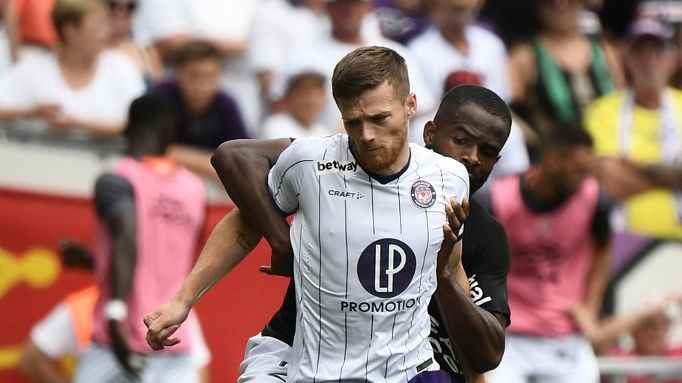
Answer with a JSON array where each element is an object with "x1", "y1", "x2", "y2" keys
[
  {"x1": 237, "y1": 333, "x2": 290, "y2": 383},
  {"x1": 486, "y1": 334, "x2": 599, "y2": 383},
  {"x1": 73, "y1": 343, "x2": 197, "y2": 383}
]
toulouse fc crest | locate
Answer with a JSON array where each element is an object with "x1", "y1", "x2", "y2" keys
[{"x1": 410, "y1": 180, "x2": 436, "y2": 208}]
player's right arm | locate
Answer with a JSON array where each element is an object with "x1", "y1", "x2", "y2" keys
[{"x1": 144, "y1": 208, "x2": 261, "y2": 350}]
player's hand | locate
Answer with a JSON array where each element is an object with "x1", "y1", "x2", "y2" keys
[
  {"x1": 108, "y1": 320, "x2": 142, "y2": 377},
  {"x1": 143, "y1": 298, "x2": 190, "y2": 351}
]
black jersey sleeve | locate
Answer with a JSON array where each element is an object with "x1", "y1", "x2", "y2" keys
[
  {"x1": 462, "y1": 201, "x2": 511, "y2": 327},
  {"x1": 261, "y1": 279, "x2": 297, "y2": 346},
  {"x1": 94, "y1": 173, "x2": 135, "y2": 221}
]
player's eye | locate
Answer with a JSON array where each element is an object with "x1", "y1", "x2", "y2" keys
[{"x1": 371, "y1": 115, "x2": 389, "y2": 124}]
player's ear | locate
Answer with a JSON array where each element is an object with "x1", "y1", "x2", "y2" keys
[
  {"x1": 405, "y1": 93, "x2": 417, "y2": 120},
  {"x1": 423, "y1": 121, "x2": 436, "y2": 149}
]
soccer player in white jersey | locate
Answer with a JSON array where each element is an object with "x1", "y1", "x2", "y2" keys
[{"x1": 145, "y1": 46, "x2": 470, "y2": 382}]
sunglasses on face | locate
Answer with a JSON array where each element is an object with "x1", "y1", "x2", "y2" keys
[{"x1": 106, "y1": 0, "x2": 137, "y2": 13}]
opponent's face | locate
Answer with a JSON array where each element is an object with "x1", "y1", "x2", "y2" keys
[
  {"x1": 423, "y1": 103, "x2": 507, "y2": 192},
  {"x1": 327, "y1": 0, "x2": 371, "y2": 36},
  {"x1": 545, "y1": 145, "x2": 594, "y2": 196},
  {"x1": 176, "y1": 58, "x2": 222, "y2": 113},
  {"x1": 627, "y1": 37, "x2": 674, "y2": 93},
  {"x1": 338, "y1": 81, "x2": 416, "y2": 174}
]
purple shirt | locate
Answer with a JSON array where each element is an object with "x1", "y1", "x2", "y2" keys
[{"x1": 153, "y1": 81, "x2": 249, "y2": 150}]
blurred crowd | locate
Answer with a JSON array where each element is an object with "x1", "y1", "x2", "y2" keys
[{"x1": 2, "y1": 0, "x2": 682, "y2": 382}]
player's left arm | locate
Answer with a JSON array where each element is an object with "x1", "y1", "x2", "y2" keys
[
  {"x1": 94, "y1": 174, "x2": 139, "y2": 375},
  {"x1": 571, "y1": 195, "x2": 613, "y2": 339}
]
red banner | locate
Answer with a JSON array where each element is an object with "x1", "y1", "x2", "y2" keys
[{"x1": 0, "y1": 188, "x2": 288, "y2": 382}]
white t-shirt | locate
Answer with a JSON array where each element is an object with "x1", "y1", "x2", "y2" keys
[
  {"x1": 279, "y1": 35, "x2": 436, "y2": 135},
  {"x1": 30, "y1": 303, "x2": 211, "y2": 367},
  {"x1": 0, "y1": 50, "x2": 145, "y2": 127},
  {"x1": 267, "y1": 134, "x2": 469, "y2": 381},
  {"x1": 408, "y1": 26, "x2": 510, "y2": 103},
  {"x1": 260, "y1": 113, "x2": 328, "y2": 139}
]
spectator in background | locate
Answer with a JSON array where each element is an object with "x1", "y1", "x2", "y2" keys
[
  {"x1": 485, "y1": 126, "x2": 611, "y2": 383},
  {"x1": 408, "y1": 0, "x2": 529, "y2": 185},
  {"x1": 374, "y1": 0, "x2": 430, "y2": 45},
  {"x1": 0, "y1": 0, "x2": 11, "y2": 73},
  {"x1": 586, "y1": 17, "x2": 682, "y2": 240},
  {"x1": 261, "y1": 71, "x2": 327, "y2": 139},
  {"x1": 3, "y1": 0, "x2": 56, "y2": 63},
  {"x1": 508, "y1": 0, "x2": 624, "y2": 158},
  {"x1": 135, "y1": 0, "x2": 261, "y2": 134},
  {"x1": 409, "y1": 0, "x2": 510, "y2": 103},
  {"x1": 106, "y1": 0, "x2": 163, "y2": 84},
  {"x1": 73, "y1": 93, "x2": 206, "y2": 383},
  {"x1": 0, "y1": 0, "x2": 145, "y2": 136},
  {"x1": 248, "y1": 0, "x2": 383, "y2": 110},
  {"x1": 17, "y1": 242, "x2": 212, "y2": 383},
  {"x1": 152, "y1": 41, "x2": 248, "y2": 179},
  {"x1": 282, "y1": 0, "x2": 435, "y2": 136}
]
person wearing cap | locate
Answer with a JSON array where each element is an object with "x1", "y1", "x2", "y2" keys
[{"x1": 585, "y1": 17, "x2": 682, "y2": 240}]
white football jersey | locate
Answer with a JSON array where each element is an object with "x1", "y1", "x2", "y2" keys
[{"x1": 267, "y1": 134, "x2": 469, "y2": 382}]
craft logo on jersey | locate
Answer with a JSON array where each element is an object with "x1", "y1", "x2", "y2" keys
[
  {"x1": 411, "y1": 180, "x2": 436, "y2": 208},
  {"x1": 316, "y1": 160, "x2": 358, "y2": 175},
  {"x1": 357, "y1": 238, "x2": 416, "y2": 298}
]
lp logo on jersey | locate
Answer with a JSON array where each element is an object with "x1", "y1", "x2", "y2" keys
[{"x1": 357, "y1": 238, "x2": 416, "y2": 298}]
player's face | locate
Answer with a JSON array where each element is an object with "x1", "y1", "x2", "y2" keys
[
  {"x1": 547, "y1": 145, "x2": 594, "y2": 196},
  {"x1": 176, "y1": 59, "x2": 222, "y2": 114},
  {"x1": 338, "y1": 81, "x2": 416, "y2": 175},
  {"x1": 423, "y1": 103, "x2": 507, "y2": 192}
]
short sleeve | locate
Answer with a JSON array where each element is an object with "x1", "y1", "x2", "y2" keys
[
  {"x1": 440, "y1": 157, "x2": 470, "y2": 236},
  {"x1": 267, "y1": 139, "x2": 314, "y2": 215},
  {"x1": 30, "y1": 303, "x2": 79, "y2": 358}
]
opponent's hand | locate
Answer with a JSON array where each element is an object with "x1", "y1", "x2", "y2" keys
[
  {"x1": 108, "y1": 320, "x2": 142, "y2": 376},
  {"x1": 143, "y1": 298, "x2": 190, "y2": 351}
]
